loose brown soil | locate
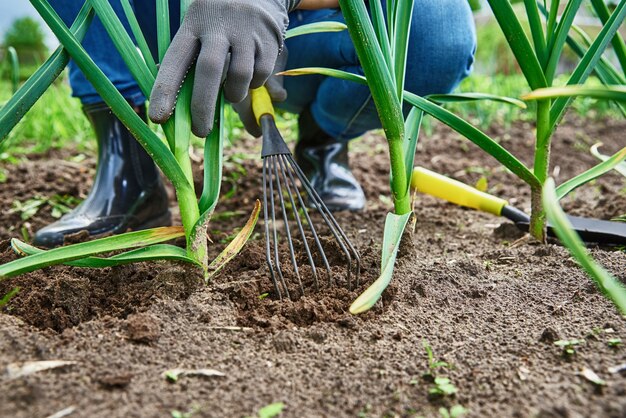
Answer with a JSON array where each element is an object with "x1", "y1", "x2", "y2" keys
[{"x1": 1, "y1": 115, "x2": 626, "y2": 418}]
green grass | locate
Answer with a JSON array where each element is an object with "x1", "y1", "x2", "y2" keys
[
  {"x1": 1, "y1": 71, "x2": 621, "y2": 161},
  {"x1": 0, "y1": 78, "x2": 91, "y2": 155}
]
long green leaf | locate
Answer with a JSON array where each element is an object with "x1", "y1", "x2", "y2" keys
[
  {"x1": 119, "y1": 0, "x2": 157, "y2": 75},
  {"x1": 403, "y1": 107, "x2": 423, "y2": 197},
  {"x1": 427, "y1": 92, "x2": 527, "y2": 108},
  {"x1": 199, "y1": 93, "x2": 225, "y2": 214},
  {"x1": 556, "y1": 147, "x2": 626, "y2": 199},
  {"x1": 487, "y1": 0, "x2": 548, "y2": 90},
  {"x1": 404, "y1": 92, "x2": 540, "y2": 189},
  {"x1": 280, "y1": 67, "x2": 367, "y2": 83},
  {"x1": 192, "y1": 93, "x2": 225, "y2": 259},
  {"x1": 350, "y1": 212, "x2": 411, "y2": 314},
  {"x1": 546, "y1": 0, "x2": 561, "y2": 42},
  {"x1": 181, "y1": 0, "x2": 192, "y2": 16},
  {"x1": 543, "y1": 178, "x2": 626, "y2": 314},
  {"x1": 12, "y1": 242, "x2": 200, "y2": 268},
  {"x1": 0, "y1": 227, "x2": 185, "y2": 279},
  {"x1": 590, "y1": 0, "x2": 626, "y2": 76},
  {"x1": 285, "y1": 21, "x2": 347, "y2": 39},
  {"x1": 544, "y1": 0, "x2": 583, "y2": 83},
  {"x1": 206, "y1": 199, "x2": 261, "y2": 281},
  {"x1": 540, "y1": 4, "x2": 626, "y2": 85},
  {"x1": 550, "y1": 0, "x2": 626, "y2": 129},
  {"x1": 523, "y1": 85, "x2": 626, "y2": 101},
  {"x1": 523, "y1": 0, "x2": 547, "y2": 67},
  {"x1": 88, "y1": 0, "x2": 155, "y2": 96},
  {"x1": 0, "y1": 3, "x2": 92, "y2": 144},
  {"x1": 30, "y1": 0, "x2": 191, "y2": 194},
  {"x1": 392, "y1": 0, "x2": 415, "y2": 102},
  {"x1": 369, "y1": 0, "x2": 393, "y2": 71},
  {"x1": 564, "y1": 25, "x2": 626, "y2": 117},
  {"x1": 590, "y1": 143, "x2": 626, "y2": 177},
  {"x1": 157, "y1": 0, "x2": 171, "y2": 62},
  {"x1": 282, "y1": 67, "x2": 539, "y2": 189},
  {"x1": 174, "y1": 73, "x2": 195, "y2": 184}
]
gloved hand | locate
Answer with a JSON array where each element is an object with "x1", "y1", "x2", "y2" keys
[
  {"x1": 232, "y1": 49, "x2": 289, "y2": 137},
  {"x1": 149, "y1": 0, "x2": 301, "y2": 138}
]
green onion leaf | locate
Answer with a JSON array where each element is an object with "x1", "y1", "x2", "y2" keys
[
  {"x1": 556, "y1": 147, "x2": 626, "y2": 200},
  {"x1": 12, "y1": 242, "x2": 200, "y2": 268},
  {"x1": 350, "y1": 212, "x2": 412, "y2": 314},
  {"x1": 543, "y1": 178, "x2": 626, "y2": 314},
  {"x1": 285, "y1": 21, "x2": 347, "y2": 39},
  {"x1": 0, "y1": 227, "x2": 185, "y2": 279}
]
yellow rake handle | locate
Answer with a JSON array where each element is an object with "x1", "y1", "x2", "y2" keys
[
  {"x1": 411, "y1": 166, "x2": 508, "y2": 216},
  {"x1": 250, "y1": 86, "x2": 275, "y2": 125}
]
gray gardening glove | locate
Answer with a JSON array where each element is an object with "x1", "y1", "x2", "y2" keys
[
  {"x1": 149, "y1": 0, "x2": 301, "y2": 138},
  {"x1": 232, "y1": 49, "x2": 289, "y2": 137}
]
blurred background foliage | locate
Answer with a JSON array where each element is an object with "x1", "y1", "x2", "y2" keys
[{"x1": 0, "y1": 1, "x2": 624, "y2": 157}]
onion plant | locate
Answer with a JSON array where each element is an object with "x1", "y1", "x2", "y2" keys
[
  {"x1": 486, "y1": 0, "x2": 626, "y2": 240},
  {"x1": 0, "y1": 0, "x2": 341, "y2": 281},
  {"x1": 284, "y1": 0, "x2": 626, "y2": 313}
]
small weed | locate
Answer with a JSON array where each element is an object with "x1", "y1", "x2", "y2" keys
[
  {"x1": 423, "y1": 340, "x2": 451, "y2": 371},
  {"x1": 357, "y1": 404, "x2": 372, "y2": 418},
  {"x1": 20, "y1": 225, "x2": 30, "y2": 242},
  {"x1": 249, "y1": 402, "x2": 284, "y2": 418},
  {"x1": 439, "y1": 405, "x2": 468, "y2": 418},
  {"x1": 0, "y1": 287, "x2": 19, "y2": 309},
  {"x1": 608, "y1": 338, "x2": 622, "y2": 348},
  {"x1": 429, "y1": 377, "x2": 458, "y2": 397},
  {"x1": 421, "y1": 341, "x2": 460, "y2": 403},
  {"x1": 171, "y1": 405, "x2": 201, "y2": 418},
  {"x1": 554, "y1": 339, "x2": 585, "y2": 357},
  {"x1": 10, "y1": 194, "x2": 80, "y2": 221}
]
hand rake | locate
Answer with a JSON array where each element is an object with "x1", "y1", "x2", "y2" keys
[{"x1": 250, "y1": 87, "x2": 360, "y2": 300}]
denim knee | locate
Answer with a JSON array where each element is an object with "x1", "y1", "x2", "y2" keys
[{"x1": 403, "y1": 0, "x2": 477, "y2": 97}]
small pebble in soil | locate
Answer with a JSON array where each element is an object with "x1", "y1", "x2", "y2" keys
[{"x1": 126, "y1": 313, "x2": 161, "y2": 344}]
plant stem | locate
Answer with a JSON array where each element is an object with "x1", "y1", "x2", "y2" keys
[
  {"x1": 389, "y1": 137, "x2": 411, "y2": 214},
  {"x1": 530, "y1": 99, "x2": 551, "y2": 242},
  {"x1": 338, "y1": 0, "x2": 407, "y2": 215}
]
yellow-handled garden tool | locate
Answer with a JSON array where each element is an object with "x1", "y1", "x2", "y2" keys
[
  {"x1": 411, "y1": 166, "x2": 626, "y2": 245},
  {"x1": 250, "y1": 87, "x2": 360, "y2": 300}
]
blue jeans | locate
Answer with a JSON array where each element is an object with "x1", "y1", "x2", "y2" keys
[{"x1": 53, "y1": 0, "x2": 476, "y2": 140}]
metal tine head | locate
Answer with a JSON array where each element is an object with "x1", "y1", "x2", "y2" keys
[
  {"x1": 275, "y1": 154, "x2": 324, "y2": 292},
  {"x1": 259, "y1": 114, "x2": 360, "y2": 299},
  {"x1": 285, "y1": 154, "x2": 361, "y2": 289}
]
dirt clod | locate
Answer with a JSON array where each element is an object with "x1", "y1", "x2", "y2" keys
[{"x1": 126, "y1": 313, "x2": 160, "y2": 344}]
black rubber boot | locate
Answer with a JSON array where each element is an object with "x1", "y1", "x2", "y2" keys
[
  {"x1": 295, "y1": 107, "x2": 365, "y2": 212},
  {"x1": 33, "y1": 103, "x2": 171, "y2": 248}
]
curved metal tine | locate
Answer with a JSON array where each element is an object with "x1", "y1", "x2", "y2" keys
[
  {"x1": 288, "y1": 154, "x2": 361, "y2": 288},
  {"x1": 277, "y1": 154, "x2": 322, "y2": 292},
  {"x1": 267, "y1": 156, "x2": 290, "y2": 300},
  {"x1": 280, "y1": 154, "x2": 331, "y2": 289},
  {"x1": 271, "y1": 157, "x2": 304, "y2": 297},
  {"x1": 262, "y1": 158, "x2": 281, "y2": 300}
]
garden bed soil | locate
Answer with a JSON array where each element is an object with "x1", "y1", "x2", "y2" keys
[{"x1": 1, "y1": 116, "x2": 626, "y2": 418}]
